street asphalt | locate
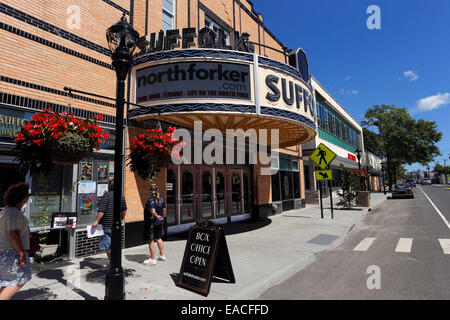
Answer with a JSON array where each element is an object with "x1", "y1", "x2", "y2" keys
[
  {"x1": 12, "y1": 192, "x2": 387, "y2": 300},
  {"x1": 258, "y1": 184, "x2": 450, "y2": 299}
]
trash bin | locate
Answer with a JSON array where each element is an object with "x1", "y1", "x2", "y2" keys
[{"x1": 356, "y1": 191, "x2": 371, "y2": 207}]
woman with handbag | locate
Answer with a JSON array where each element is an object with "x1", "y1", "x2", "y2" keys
[{"x1": 0, "y1": 182, "x2": 31, "y2": 300}]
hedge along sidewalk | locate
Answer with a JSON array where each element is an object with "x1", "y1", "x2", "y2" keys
[{"x1": 15, "y1": 192, "x2": 388, "y2": 300}]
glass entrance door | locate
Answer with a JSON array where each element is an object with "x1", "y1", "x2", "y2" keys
[
  {"x1": 215, "y1": 169, "x2": 227, "y2": 218},
  {"x1": 229, "y1": 170, "x2": 243, "y2": 215},
  {"x1": 198, "y1": 169, "x2": 213, "y2": 220},
  {"x1": 180, "y1": 167, "x2": 196, "y2": 223}
]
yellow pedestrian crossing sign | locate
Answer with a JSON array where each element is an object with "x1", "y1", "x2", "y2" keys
[
  {"x1": 315, "y1": 170, "x2": 333, "y2": 181},
  {"x1": 310, "y1": 143, "x2": 337, "y2": 169}
]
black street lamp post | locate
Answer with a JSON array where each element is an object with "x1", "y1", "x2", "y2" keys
[{"x1": 105, "y1": 14, "x2": 139, "y2": 300}]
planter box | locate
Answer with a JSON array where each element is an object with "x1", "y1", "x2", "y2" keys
[{"x1": 356, "y1": 191, "x2": 371, "y2": 207}]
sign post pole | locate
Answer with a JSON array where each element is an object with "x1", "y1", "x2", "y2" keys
[
  {"x1": 319, "y1": 180, "x2": 324, "y2": 219},
  {"x1": 310, "y1": 143, "x2": 337, "y2": 220},
  {"x1": 328, "y1": 166, "x2": 334, "y2": 219}
]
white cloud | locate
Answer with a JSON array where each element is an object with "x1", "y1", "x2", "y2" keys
[
  {"x1": 414, "y1": 92, "x2": 450, "y2": 112},
  {"x1": 339, "y1": 89, "x2": 359, "y2": 96},
  {"x1": 403, "y1": 70, "x2": 419, "y2": 81}
]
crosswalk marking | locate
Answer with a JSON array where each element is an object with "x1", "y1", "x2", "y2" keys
[
  {"x1": 438, "y1": 239, "x2": 450, "y2": 254},
  {"x1": 353, "y1": 237, "x2": 376, "y2": 251},
  {"x1": 395, "y1": 238, "x2": 413, "y2": 253}
]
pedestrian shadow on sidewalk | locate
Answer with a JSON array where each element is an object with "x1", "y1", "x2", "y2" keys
[
  {"x1": 12, "y1": 287, "x2": 58, "y2": 300},
  {"x1": 32, "y1": 269, "x2": 99, "y2": 300},
  {"x1": 125, "y1": 254, "x2": 147, "y2": 264}
]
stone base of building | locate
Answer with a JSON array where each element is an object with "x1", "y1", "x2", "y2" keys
[{"x1": 305, "y1": 190, "x2": 320, "y2": 204}]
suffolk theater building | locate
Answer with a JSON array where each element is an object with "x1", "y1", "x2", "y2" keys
[{"x1": 1, "y1": 0, "x2": 318, "y2": 258}]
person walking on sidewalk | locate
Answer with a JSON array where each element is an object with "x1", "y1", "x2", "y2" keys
[
  {"x1": 143, "y1": 186, "x2": 166, "y2": 266},
  {"x1": 92, "y1": 178, "x2": 127, "y2": 270},
  {"x1": 0, "y1": 183, "x2": 31, "y2": 300}
]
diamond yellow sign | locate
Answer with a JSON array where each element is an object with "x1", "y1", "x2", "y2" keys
[
  {"x1": 315, "y1": 170, "x2": 333, "y2": 181},
  {"x1": 310, "y1": 143, "x2": 337, "y2": 169}
]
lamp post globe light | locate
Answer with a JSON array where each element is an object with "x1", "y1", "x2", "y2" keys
[{"x1": 105, "y1": 14, "x2": 139, "y2": 300}]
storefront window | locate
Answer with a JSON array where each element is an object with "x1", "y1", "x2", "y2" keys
[
  {"x1": 0, "y1": 162, "x2": 26, "y2": 209},
  {"x1": 271, "y1": 172, "x2": 281, "y2": 202},
  {"x1": 280, "y1": 171, "x2": 293, "y2": 200},
  {"x1": 292, "y1": 161, "x2": 300, "y2": 198},
  {"x1": 29, "y1": 165, "x2": 64, "y2": 229},
  {"x1": 77, "y1": 159, "x2": 113, "y2": 226},
  {"x1": 304, "y1": 165, "x2": 310, "y2": 190}
]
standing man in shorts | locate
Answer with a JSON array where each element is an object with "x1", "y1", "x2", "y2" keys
[
  {"x1": 143, "y1": 186, "x2": 166, "y2": 266},
  {"x1": 92, "y1": 178, "x2": 127, "y2": 270}
]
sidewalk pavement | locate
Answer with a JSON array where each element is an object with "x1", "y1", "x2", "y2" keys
[{"x1": 14, "y1": 192, "x2": 388, "y2": 300}]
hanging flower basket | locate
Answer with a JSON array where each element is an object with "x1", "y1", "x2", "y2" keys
[
  {"x1": 14, "y1": 108, "x2": 110, "y2": 176},
  {"x1": 128, "y1": 127, "x2": 182, "y2": 180}
]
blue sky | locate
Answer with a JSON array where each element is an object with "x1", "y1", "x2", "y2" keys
[{"x1": 255, "y1": 0, "x2": 450, "y2": 171}]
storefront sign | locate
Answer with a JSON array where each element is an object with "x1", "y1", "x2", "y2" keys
[
  {"x1": 137, "y1": 28, "x2": 254, "y2": 55},
  {"x1": 0, "y1": 107, "x2": 33, "y2": 142},
  {"x1": 136, "y1": 62, "x2": 251, "y2": 103},
  {"x1": 348, "y1": 154, "x2": 356, "y2": 161},
  {"x1": 259, "y1": 67, "x2": 315, "y2": 119},
  {"x1": 130, "y1": 49, "x2": 317, "y2": 147},
  {"x1": 177, "y1": 225, "x2": 235, "y2": 296}
]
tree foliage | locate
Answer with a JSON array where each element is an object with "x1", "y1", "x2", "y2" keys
[{"x1": 362, "y1": 104, "x2": 442, "y2": 189}]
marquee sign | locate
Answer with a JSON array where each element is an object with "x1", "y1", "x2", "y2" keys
[
  {"x1": 136, "y1": 61, "x2": 251, "y2": 103},
  {"x1": 129, "y1": 49, "x2": 317, "y2": 147}
]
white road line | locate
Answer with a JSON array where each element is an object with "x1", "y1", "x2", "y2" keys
[
  {"x1": 438, "y1": 239, "x2": 450, "y2": 254},
  {"x1": 417, "y1": 186, "x2": 450, "y2": 230},
  {"x1": 395, "y1": 238, "x2": 413, "y2": 253},
  {"x1": 353, "y1": 237, "x2": 376, "y2": 251}
]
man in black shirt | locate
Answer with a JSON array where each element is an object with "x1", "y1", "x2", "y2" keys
[{"x1": 92, "y1": 179, "x2": 127, "y2": 268}]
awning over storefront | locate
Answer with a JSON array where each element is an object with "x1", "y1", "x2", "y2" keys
[{"x1": 128, "y1": 49, "x2": 317, "y2": 148}]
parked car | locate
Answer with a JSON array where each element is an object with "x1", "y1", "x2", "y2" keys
[
  {"x1": 392, "y1": 183, "x2": 414, "y2": 199},
  {"x1": 406, "y1": 179, "x2": 416, "y2": 187},
  {"x1": 421, "y1": 178, "x2": 431, "y2": 185}
]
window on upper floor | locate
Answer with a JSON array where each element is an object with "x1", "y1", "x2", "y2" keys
[
  {"x1": 204, "y1": 16, "x2": 230, "y2": 46},
  {"x1": 162, "y1": 0, "x2": 175, "y2": 32}
]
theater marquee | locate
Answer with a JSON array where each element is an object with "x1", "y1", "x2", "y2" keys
[
  {"x1": 129, "y1": 49, "x2": 317, "y2": 147},
  {"x1": 136, "y1": 61, "x2": 251, "y2": 103}
]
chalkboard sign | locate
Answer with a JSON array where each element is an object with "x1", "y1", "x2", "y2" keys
[{"x1": 177, "y1": 224, "x2": 235, "y2": 296}]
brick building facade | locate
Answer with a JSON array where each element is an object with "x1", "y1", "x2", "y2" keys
[{"x1": 0, "y1": 0, "x2": 314, "y2": 258}]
